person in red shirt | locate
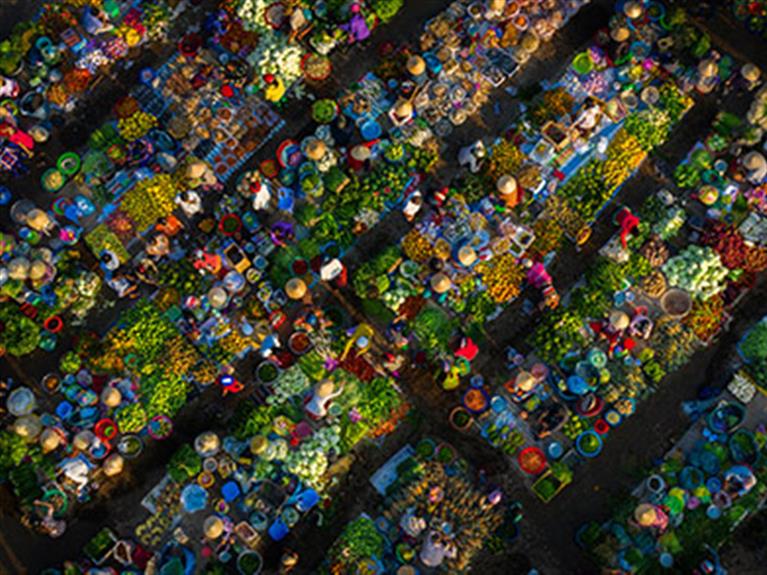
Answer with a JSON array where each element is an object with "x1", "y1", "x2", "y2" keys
[
  {"x1": 0, "y1": 123, "x2": 34, "y2": 155},
  {"x1": 156, "y1": 214, "x2": 183, "y2": 236}
]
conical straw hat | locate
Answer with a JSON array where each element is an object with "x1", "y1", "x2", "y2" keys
[
  {"x1": 698, "y1": 59, "x2": 717, "y2": 78},
  {"x1": 317, "y1": 382, "x2": 335, "y2": 397},
  {"x1": 497, "y1": 175, "x2": 517, "y2": 195},
  {"x1": 250, "y1": 435, "x2": 268, "y2": 455},
  {"x1": 351, "y1": 145, "x2": 371, "y2": 162},
  {"x1": 624, "y1": 1, "x2": 643, "y2": 19},
  {"x1": 187, "y1": 160, "x2": 208, "y2": 180},
  {"x1": 515, "y1": 371, "x2": 536, "y2": 392},
  {"x1": 40, "y1": 428, "x2": 62, "y2": 453},
  {"x1": 610, "y1": 26, "x2": 630, "y2": 42},
  {"x1": 305, "y1": 138, "x2": 327, "y2": 161},
  {"x1": 204, "y1": 515, "x2": 224, "y2": 539},
  {"x1": 609, "y1": 310, "x2": 630, "y2": 331},
  {"x1": 286, "y1": 277, "x2": 307, "y2": 300},
  {"x1": 742, "y1": 63, "x2": 761, "y2": 82},
  {"x1": 103, "y1": 453, "x2": 124, "y2": 476},
  {"x1": 28, "y1": 260, "x2": 48, "y2": 280},
  {"x1": 407, "y1": 55, "x2": 426, "y2": 76},
  {"x1": 635, "y1": 503, "x2": 657, "y2": 526},
  {"x1": 458, "y1": 245, "x2": 477, "y2": 266},
  {"x1": 521, "y1": 33, "x2": 539, "y2": 54},
  {"x1": 430, "y1": 272, "x2": 451, "y2": 293},
  {"x1": 395, "y1": 99, "x2": 413, "y2": 118},
  {"x1": 101, "y1": 387, "x2": 122, "y2": 408}
]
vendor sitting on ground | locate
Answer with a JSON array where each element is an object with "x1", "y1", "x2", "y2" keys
[
  {"x1": 288, "y1": 5, "x2": 312, "y2": 42},
  {"x1": 194, "y1": 248, "x2": 223, "y2": 275},
  {"x1": 99, "y1": 249, "x2": 120, "y2": 278},
  {"x1": 403, "y1": 190, "x2": 423, "y2": 222},
  {"x1": 30, "y1": 500, "x2": 66, "y2": 538},
  {"x1": 331, "y1": 114, "x2": 355, "y2": 147},
  {"x1": 146, "y1": 233, "x2": 171, "y2": 259},
  {"x1": 458, "y1": 140, "x2": 486, "y2": 173},
  {"x1": 108, "y1": 272, "x2": 139, "y2": 299},
  {"x1": 135, "y1": 257, "x2": 160, "y2": 286},
  {"x1": 175, "y1": 190, "x2": 202, "y2": 218},
  {"x1": 342, "y1": 3, "x2": 371, "y2": 44},
  {"x1": 0, "y1": 121, "x2": 34, "y2": 156},
  {"x1": 571, "y1": 97, "x2": 604, "y2": 140},
  {"x1": 156, "y1": 214, "x2": 183, "y2": 237},
  {"x1": 531, "y1": 402, "x2": 568, "y2": 439}
]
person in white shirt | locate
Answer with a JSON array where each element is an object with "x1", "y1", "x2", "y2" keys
[
  {"x1": 458, "y1": 140, "x2": 486, "y2": 173},
  {"x1": 403, "y1": 190, "x2": 423, "y2": 222},
  {"x1": 252, "y1": 180, "x2": 272, "y2": 211},
  {"x1": 99, "y1": 250, "x2": 120, "y2": 276},
  {"x1": 175, "y1": 190, "x2": 202, "y2": 218}
]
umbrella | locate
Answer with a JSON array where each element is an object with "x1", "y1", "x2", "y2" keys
[{"x1": 567, "y1": 375, "x2": 589, "y2": 395}]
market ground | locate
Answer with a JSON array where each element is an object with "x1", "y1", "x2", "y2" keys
[{"x1": 3, "y1": 1, "x2": 767, "y2": 574}]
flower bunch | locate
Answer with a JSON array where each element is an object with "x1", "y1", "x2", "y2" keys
[
  {"x1": 249, "y1": 35, "x2": 304, "y2": 85},
  {"x1": 284, "y1": 425, "x2": 341, "y2": 486},
  {"x1": 236, "y1": 0, "x2": 270, "y2": 31}
]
